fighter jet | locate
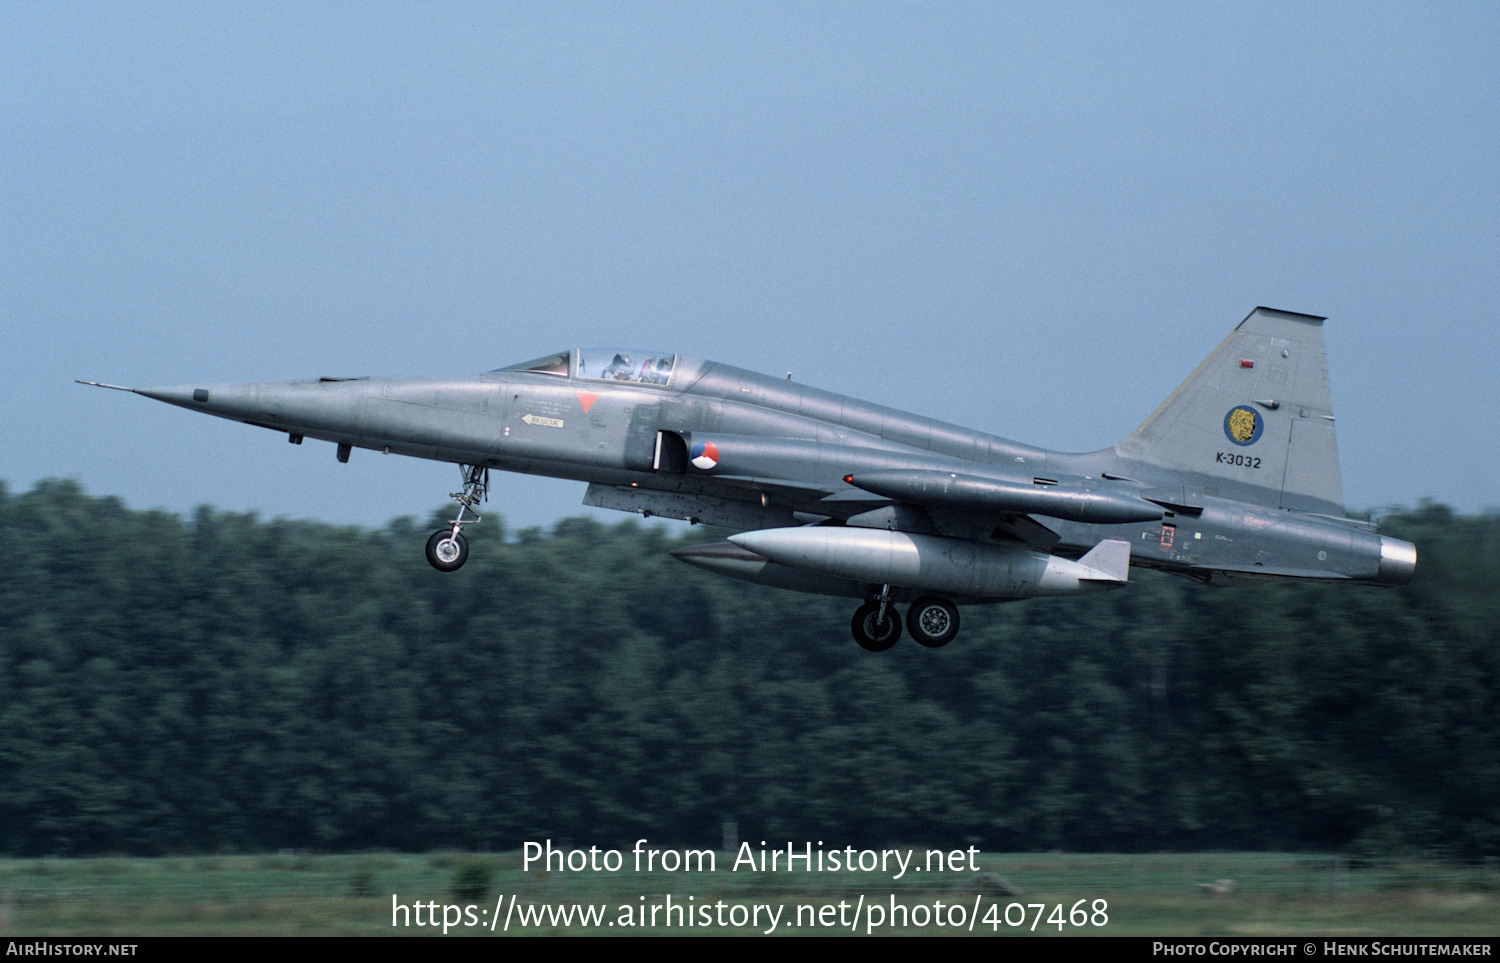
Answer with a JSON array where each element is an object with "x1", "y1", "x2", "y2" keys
[{"x1": 80, "y1": 307, "x2": 1416, "y2": 650}]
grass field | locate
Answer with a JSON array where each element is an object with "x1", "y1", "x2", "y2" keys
[{"x1": 1, "y1": 851, "x2": 1497, "y2": 936}]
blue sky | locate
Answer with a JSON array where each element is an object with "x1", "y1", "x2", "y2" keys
[{"x1": 5, "y1": 2, "x2": 1497, "y2": 531}]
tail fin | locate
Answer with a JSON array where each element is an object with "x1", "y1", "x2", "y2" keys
[{"x1": 1114, "y1": 307, "x2": 1344, "y2": 515}]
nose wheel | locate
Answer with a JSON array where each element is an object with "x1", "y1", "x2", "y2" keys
[
  {"x1": 426, "y1": 465, "x2": 488, "y2": 572},
  {"x1": 426, "y1": 530, "x2": 469, "y2": 571}
]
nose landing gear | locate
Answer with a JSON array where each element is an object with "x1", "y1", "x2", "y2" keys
[
  {"x1": 426, "y1": 465, "x2": 489, "y2": 572},
  {"x1": 425, "y1": 529, "x2": 469, "y2": 571}
]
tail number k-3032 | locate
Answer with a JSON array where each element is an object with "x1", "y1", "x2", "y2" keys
[{"x1": 1215, "y1": 452, "x2": 1260, "y2": 468}]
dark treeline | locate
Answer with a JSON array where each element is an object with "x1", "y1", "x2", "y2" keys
[{"x1": 0, "y1": 479, "x2": 1494, "y2": 858}]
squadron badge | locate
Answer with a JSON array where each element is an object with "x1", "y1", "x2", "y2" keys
[{"x1": 1223, "y1": 405, "x2": 1263, "y2": 446}]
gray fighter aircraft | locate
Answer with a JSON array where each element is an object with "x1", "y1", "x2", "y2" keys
[{"x1": 81, "y1": 307, "x2": 1416, "y2": 650}]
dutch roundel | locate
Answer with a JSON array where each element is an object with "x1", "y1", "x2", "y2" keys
[{"x1": 689, "y1": 441, "x2": 720, "y2": 471}]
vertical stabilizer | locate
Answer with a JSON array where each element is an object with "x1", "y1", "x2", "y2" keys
[{"x1": 1114, "y1": 307, "x2": 1344, "y2": 515}]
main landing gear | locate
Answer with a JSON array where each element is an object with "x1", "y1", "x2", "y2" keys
[
  {"x1": 426, "y1": 465, "x2": 489, "y2": 572},
  {"x1": 850, "y1": 587, "x2": 960, "y2": 651},
  {"x1": 906, "y1": 595, "x2": 960, "y2": 648}
]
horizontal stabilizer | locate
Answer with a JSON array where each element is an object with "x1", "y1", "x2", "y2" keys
[{"x1": 1076, "y1": 539, "x2": 1131, "y2": 582}]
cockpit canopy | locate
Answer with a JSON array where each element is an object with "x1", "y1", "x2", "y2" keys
[
  {"x1": 578, "y1": 349, "x2": 676, "y2": 385},
  {"x1": 498, "y1": 349, "x2": 679, "y2": 387},
  {"x1": 498, "y1": 352, "x2": 569, "y2": 376}
]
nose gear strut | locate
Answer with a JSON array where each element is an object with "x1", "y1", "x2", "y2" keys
[{"x1": 425, "y1": 464, "x2": 489, "y2": 572}]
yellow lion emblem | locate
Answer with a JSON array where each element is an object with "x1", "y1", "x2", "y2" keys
[{"x1": 1227, "y1": 408, "x2": 1258, "y2": 444}]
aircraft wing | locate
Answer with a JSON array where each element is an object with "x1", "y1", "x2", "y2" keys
[
  {"x1": 843, "y1": 468, "x2": 1163, "y2": 525},
  {"x1": 589, "y1": 462, "x2": 1157, "y2": 547},
  {"x1": 583, "y1": 478, "x2": 818, "y2": 530}
]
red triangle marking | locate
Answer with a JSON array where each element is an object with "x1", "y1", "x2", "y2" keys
[{"x1": 577, "y1": 392, "x2": 600, "y2": 413}]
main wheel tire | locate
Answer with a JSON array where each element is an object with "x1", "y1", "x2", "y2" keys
[
  {"x1": 851, "y1": 601, "x2": 901, "y2": 652},
  {"x1": 426, "y1": 530, "x2": 469, "y2": 572},
  {"x1": 906, "y1": 596, "x2": 959, "y2": 647}
]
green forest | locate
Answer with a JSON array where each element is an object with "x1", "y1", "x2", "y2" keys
[{"x1": 0, "y1": 479, "x2": 1494, "y2": 859}]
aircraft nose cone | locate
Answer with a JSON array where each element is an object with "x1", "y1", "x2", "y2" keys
[
  {"x1": 130, "y1": 382, "x2": 268, "y2": 422},
  {"x1": 133, "y1": 385, "x2": 213, "y2": 406}
]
